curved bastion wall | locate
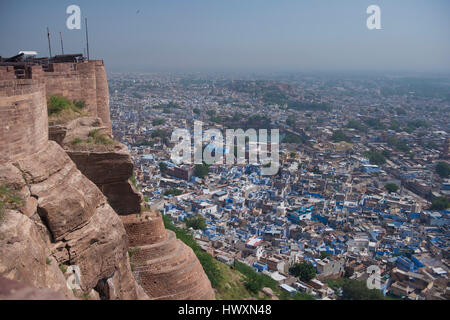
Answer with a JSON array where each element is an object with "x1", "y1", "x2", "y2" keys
[
  {"x1": 0, "y1": 80, "x2": 48, "y2": 164},
  {"x1": 122, "y1": 212, "x2": 216, "y2": 300}
]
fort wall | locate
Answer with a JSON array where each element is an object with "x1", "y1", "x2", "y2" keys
[
  {"x1": 0, "y1": 60, "x2": 112, "y2": 132},
  {"x1": 0, "y1": 80, "x2": 48, "y2": 164}
]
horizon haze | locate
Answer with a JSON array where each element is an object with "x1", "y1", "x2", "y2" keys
[{"x1": 1, "y1": 0, "x2": 450, "y2": 74}]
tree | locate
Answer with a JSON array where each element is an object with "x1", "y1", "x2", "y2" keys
[
  {"x1": 159, "y1": 162, "x2": 168, "y2": 172},
  {"x1": 385, "y1": 183, "x2": 399, "y2": 194},
  {"x1": 152, "y1": 118, "x2": 165, "y2": 126},
  {"x1": 289, "y1": 261, "x2": 316, "y2": 282},
  {"x1": 436, "y1": 162, "x2": 450, "y2": 179},
  {"x1": 430, "y1": 197, "x2": 450, "y2": 211},
  {"x1": 341, "y1": 280, "x2": 384, "y2": 300},
  {"x1": 363, "y1": 151, "x2": 386, "y2": 165},
  {"x1": 320, "y1": 251, "x2": 332, "y2": 260},
  {"x1": 194, "y1": 163, "x2": 209, "y2": 178},
  {"x1": 164, "y1": 188, "x2": 183, "y2": 196},
  {"x1": 332, "y1": 130, "x2": 350, "y2": 143},
  {"x1": 286, "y1": 118, "x2": 295, "y2": 127},
  {"x1": 185, "y1": 215, "x2": 207, "y2": 230}
]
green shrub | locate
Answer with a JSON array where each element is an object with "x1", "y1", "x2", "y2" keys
[
  {"x1": 48, "y1": 95, "x2": 73, "y2": 115},
  {"x1": 88, "y1": 129, "x2": 113, "y2": 145},
  {"x1": 363, "y1": 151, "x2": 386, "y2": 165},
  {"x1": 0, "y1": 185, "x2": 24, "y2": 220},
  {"x1": 128, "y1": 247, "x2": 140, "y2": 259},
  {"x1": 47, "y1": 95, "x2": 87, "y2": 124},
  {"x1": 289, "y1": 261, "x2": 316, "y2": 282},
  {"x1": 130, "y1": 176, "x2": 138, "y2": 189},
  {"x1": 185, "y1": 215, "x2": 207, "y2": 230},
  {"x1": 164, "y1": 188, "x2": 183, "y2": 196},
  {"x1": 342, "y1": 279, "x2": 384, "y2": 300},
  {"x1": 59, "y1": 264, "x2": 68, "y2": 274},
  {"x1": 431, "y1": 197, "x2": 450, "y2": 211},
  {"x1": 152, "y1": 118, "x2": 165, "y2": 126},
  {"x1": 332, "y1": 130, "x2": 351, "y2": 143},
  {"x1": 436, "y1": 162, "x2": 450, "y2": 179},
  {"x1": 234, "y1": 261, "x2": 278, "y2": 293},
  {"x1": 385, "y1": 183, "x2": 399, "y2": 193},
  {"x1": 73, "y1": 100, "x2": 86, "y2": 109},
  {"x1": 71, "y1": 138, "x2": 83, "y2": 146}
]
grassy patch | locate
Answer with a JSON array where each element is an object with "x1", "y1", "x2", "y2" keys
[
  {"x1": 130, "y1": 175, "x2": 138, "y2": 189},
  {"x1": 88, "y1": 129, "x2": 114, "y2": 145},
  {"x1": 68, "y1": 129, "x2": 116, "y2": 151},
  {"x1": 59, "y1": 264, "x2": 68, "y2": 274},
  {"x1": 325, "y1": 277, "x2": 347, "y2": 290},
  {"x1": 234, "y1": 261, "x2": 280, "y2": 295},
  {"x1": 214, "y1": 260, "x2": 261, "y2": 300},
  {"x1": 70, "y1": 138, "x2": 83, "y2": 146},
  {"x1": 48, "y1": 95, "x2": 88, "y2": 124},
  {"x1": 0, "y1": 185, "x2": 24, "y2": 221},
  {"x1": 128, "y1": 247, "x2": 140, "y2": 259}
]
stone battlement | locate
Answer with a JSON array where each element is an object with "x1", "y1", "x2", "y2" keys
[{"x1": 0, "y1": 59, "x2": 111, "y2": 132}]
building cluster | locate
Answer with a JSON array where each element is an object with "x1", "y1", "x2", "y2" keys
[{"x1": 109, "y1": 72, "x2": 449, "y2": 300}]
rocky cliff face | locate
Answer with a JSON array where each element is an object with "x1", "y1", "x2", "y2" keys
[
  {"x1": 48, "y1": 117, "x2": 216, "y2": 300},
  {"x1": 0, "y1": 277, "x2": 69, "y2": 300},
  {"x1": 0, "y1": 141, "x2": 143, "y2": 299},
  {"x1": 49, "y1": 117, "x2": 142, "y2": 215},
  {"x1": 0, "y1": 79, "x2": 145, "y2": 300},
  {"x1": 0, "y1": 60, "x2": 215, "y2": 300}
]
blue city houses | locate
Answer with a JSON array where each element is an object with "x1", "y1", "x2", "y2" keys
[
  {"x1": 253, "y1": 261, "x2": 268, "y2": 273},
  {"x1": 396, "y1": 256, "x2": 417, "y2": 272},
  {"x1": 287, "y1": 206, "x2": 314, "y2": 224}
]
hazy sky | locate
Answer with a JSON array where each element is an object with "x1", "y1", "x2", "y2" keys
[{"x1": 1, "y1": 0, "x2": 449, "y2": 73}]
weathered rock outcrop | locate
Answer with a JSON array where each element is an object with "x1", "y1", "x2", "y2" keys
[
  {"x1": 122, "y1": 211, "x2": 216, "y2": 300},
  {"x1": 49, "y1": 117, "x2": 142, "y2": 215},
  {"x1": 1, "y1": 61, "x2": 215, "y2": 301},
  {"x1": 47, "y1": 117, "x2": 216, "y2": 300},
  {"x1": 0, "y1": 142, "x2": 141, "y2": 299},
  {"x1": 0, "y1": 277, "x2": 68, "y2": 300}
]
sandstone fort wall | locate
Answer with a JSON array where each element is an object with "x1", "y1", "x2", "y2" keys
[
  {"x1": 0, "y1": 60, "x2": 111, "y2": 131},
  {"x1": 0, "y1": 80, "x2": 48, "y2": 164}
]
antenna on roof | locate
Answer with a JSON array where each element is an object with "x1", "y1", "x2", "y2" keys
[
  {"x1": 85, "y1": 18, "x2": 90, "y2": 60},
  {"x1": 46, "y1": 27, "x2": 52, "y2": 57},
  {"x1": 59, "y1": 32, "x2": 64, "y2": 55}
]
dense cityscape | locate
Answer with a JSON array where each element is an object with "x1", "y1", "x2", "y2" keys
[{"x1": 109, "y1": 72, "x2": 450, "y2": 300}]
